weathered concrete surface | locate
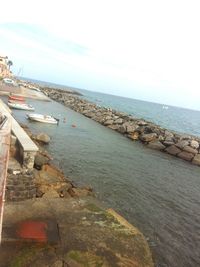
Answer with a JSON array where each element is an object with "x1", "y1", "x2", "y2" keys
[
  {"x1": 0, "y1": 99, "x2": 38, "y2": 168},
  {"x1": 1, "y1": 197, "x2": 154, "y2": 267}
]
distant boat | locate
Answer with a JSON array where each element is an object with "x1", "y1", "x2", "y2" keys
[
  {"x1": 27, "y1": 113, "x2": 59, "y2": 124},
  {"x1": 8, "y1": 102, "x2": 35, "y2": 111},
  {"x1": 162, "y1": 106, "x2": 169, "y2": 110}
]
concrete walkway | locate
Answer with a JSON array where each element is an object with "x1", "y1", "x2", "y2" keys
[
  {"x1": 0, "y1": 99, "x2": 38, "y2": 168},
  {"x1": 1, "y1": 196, "x2": 154, "y2": 267}
]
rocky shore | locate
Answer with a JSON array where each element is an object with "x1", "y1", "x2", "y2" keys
[
  {"x1": 7, "y1": 124, "x2": 94, "y2": 201},
  {"x1": 40, "y1": 86, "x2": 200, "y2": 167},
  {"x1": 2, "y1": 124, "x2": 154, "y2": 267}
]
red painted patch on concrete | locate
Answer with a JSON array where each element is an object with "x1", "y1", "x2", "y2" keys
[{"x1": 16, "y1": 221, "x2": 48, "y2": 242}]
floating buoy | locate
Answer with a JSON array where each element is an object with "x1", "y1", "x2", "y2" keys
[{"x1": 71, "y1": 124, "x2": 76, "y2": 128}]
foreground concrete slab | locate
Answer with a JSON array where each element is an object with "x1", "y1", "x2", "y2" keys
[
  {"x1": 0, "y1": 100, "x2": 38, "y2": 168},
  {"x1": 1, "y1": 197, "x2": 154, "y2": 267}
]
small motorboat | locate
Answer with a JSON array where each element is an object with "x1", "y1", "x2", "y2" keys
[
  {"x1": 8, "y1": 102, "x2": 35, "y2": 111},
  {"x1": 9, "y1": 95, "x2": 25, "y2": 102},
  {"x1": 162, "y1": 105, "x2": 169, "y2": 110},
  {"x1": 27, "y1": 113, "x2": 59, "y2": 124}
]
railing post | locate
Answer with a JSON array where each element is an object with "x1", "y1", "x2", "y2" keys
[{"x1": 0, "y1": 116, "x2": 11, "y2": 243}]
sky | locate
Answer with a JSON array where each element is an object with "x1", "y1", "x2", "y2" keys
[{"x1": 0, "y1": 0, "x2": 200, "y2": 110}]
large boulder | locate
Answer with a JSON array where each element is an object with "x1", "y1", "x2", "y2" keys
[
  {"x1": 165, "y1": 145, "x2": 182, "y2": 156},
  {"x1": 183, "y1": 146, "x2": 198, "y2": 155},
  {"x1": 34, "y1": 153, "x2": 50, "y2": 169},
  {"x1": 140, "y1": 133, "x2": 157, "y2": 142},
  {"x1": 164, "y1": 130, "x2": 174, "y2": 139},
  {"x1": 121, "y1": 122, "x2": 137, "y2": 133},
  {"x1": 143, "y1": 126, "x2": 153, "y2": 134},
  {"x1": 107, "y1": 124, "x2": 119, "y2": 130},
  {"x1": 126, "y1": 125, "x2": 137, "y2": 133},
  {"x1": 147, "y1": 140, "x2": 166, "y2": 150},
  {"x1": 129, "y1": 132, "x2": 139, "y2": 140},
  {"x1": 175, "y1": 140, "x2": 189, "y2": 149},
  {"x1": 82, "y1": 109, "x2": 90, "y2": 115},
  {"x1": 163, "y1": 140, "x2": 175, "y2": 146},
  {"x1": 137, "y1": 120, "x2": 147, "y2": 126},
  {"x1": 117, "y1": 124, "x2": 127, "y2": 133},
  {"x1": 113, "y1": 118, "x2": 123, "y2": 124},
  {"x1": 158, "y1": 135, "x2": 165, "y2": 141},
  {"x1": 177, "y1": 151, "x2": 194, "y2": 161},
  {"x1": 180, "y1": 134, "x2": 191, "y2": 141},
  {"x1": 35, "y1": 133, "x2": 50, "y2": 144},
  {"x1": 192, "y1": 154, "x2": 200, "y2": 166},
  {"x1": 104, "y1": 120, "x2": 114, "y2": 126},
  {"x1": 190, "y1": 140, "x2": 199, "y2": 149},
  {"x1": 105, "y1": 115, "x2": 113, "y2": 121}
]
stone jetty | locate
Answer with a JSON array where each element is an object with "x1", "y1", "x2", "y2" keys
[{"x1": 41, "y1": 86, "x2": 200, "y2": 167}]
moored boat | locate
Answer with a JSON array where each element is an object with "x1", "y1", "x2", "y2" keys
[
  {"x1": 27, "y1": 113, "x2": 59, "y2": 124},
  {"x1": 8, "y1": 102, "x2": 35, "y2": 111},
  {"x1": 9, "y1": 95, "x2": 25, "y2": 102}
]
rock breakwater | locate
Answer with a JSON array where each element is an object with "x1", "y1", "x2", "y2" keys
[{"x1": 42, "y1": 87, "x2": 200, "y2": 167}]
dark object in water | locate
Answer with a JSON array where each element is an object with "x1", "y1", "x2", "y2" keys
[{"x1": 54, "y1": 117, "x2": 60, "y2": 125}]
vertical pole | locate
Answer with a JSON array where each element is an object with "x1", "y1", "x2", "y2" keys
[{"x1": 0, "y1": 117, "x2": 11, "y2": 243}]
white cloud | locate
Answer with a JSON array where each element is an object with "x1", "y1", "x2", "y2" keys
[{"x1": 1, "y1": 0, "x2": 200, "y2": 109}]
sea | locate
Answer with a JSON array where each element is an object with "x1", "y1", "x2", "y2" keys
[{"x1": 8, "y1": 78, "x2": 200, "y2": 266}]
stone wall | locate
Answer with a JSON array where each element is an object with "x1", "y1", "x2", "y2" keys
[
  {"x1": 42, "y1": 87, "x2": 200, "y2": 167},
  {"x1": 6, "y1": 172, "x2": 36, "y2": 201}
]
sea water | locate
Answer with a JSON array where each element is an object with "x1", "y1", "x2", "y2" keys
[{"x1": 9, "y1": 80, "x2": 200, "y2": 266}]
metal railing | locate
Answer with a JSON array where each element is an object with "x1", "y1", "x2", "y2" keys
[
  {"x1": 0, "y1": 116, "x2": 8, "y2": 130},
  {"x1": 0, "y1": 115, "x2": 11, "y2": 243}
]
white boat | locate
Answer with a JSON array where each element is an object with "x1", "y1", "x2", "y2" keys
[
  {"x1": 27, "y1": 113, "x2": 59, "y2": 124},
  {"x1": 8, "y1": 102, "x2": 35, "y2": 111},
  {"x1": 162, "y1": 105, "x2": 169, "y2": 110}
]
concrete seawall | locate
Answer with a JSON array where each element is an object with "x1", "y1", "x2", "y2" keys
[{"x1": 0, "y1": 99, "x2": 38, "y2": 170}]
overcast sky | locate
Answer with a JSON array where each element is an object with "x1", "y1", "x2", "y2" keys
[{"x1": 0, "y1": 0, "x2": 200, "y2": 110}]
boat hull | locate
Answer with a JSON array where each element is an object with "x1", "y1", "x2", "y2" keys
[
  {"x1": 9, "y1": 96, "x2": 24, "y2": 101},
  {"x1": 27, "y1": 114, "x2": 58, "y2": 124},
  {"x1": 8, "y1": 103, "x2": 35, "y2": 111}
]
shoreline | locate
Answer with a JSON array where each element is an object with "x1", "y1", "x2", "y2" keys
[
  {"x1": 1, "y1": 118, "x2": 154, "y2": 266},
  {"x1": 0, "y1": 94, "x2": 154, "y2": 266},
  {"x1": 6, "y1": 116, "x2": 95, "y2": 201},
  {"x1": 37, "y1": 85, "x2": 200, "y2": 167}
]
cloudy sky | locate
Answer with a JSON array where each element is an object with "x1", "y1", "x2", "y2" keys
[{"x1": 0, "y1": 0, "x2": 200, "y2": 110}]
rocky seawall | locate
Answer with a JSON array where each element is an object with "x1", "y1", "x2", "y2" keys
[
  {"x1": 41, "y1": 86, "x2": 200, "y2": 167},
  {"x1": 7, "y1": 124, "x2": 94, "y2": 201}
]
